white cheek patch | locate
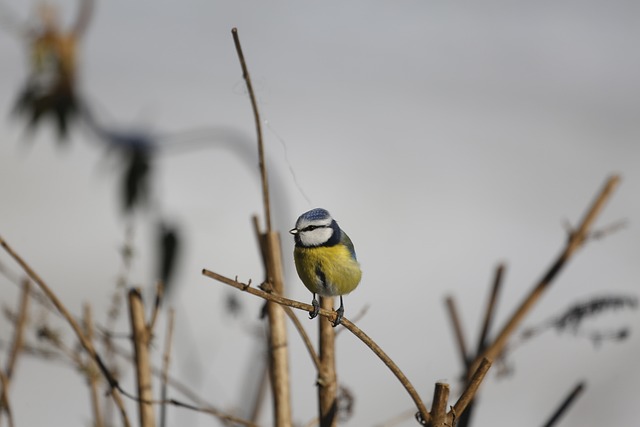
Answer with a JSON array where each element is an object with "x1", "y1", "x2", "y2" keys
[{"x1": 300, "y1": 227, "x2": 334, "y2": 246}]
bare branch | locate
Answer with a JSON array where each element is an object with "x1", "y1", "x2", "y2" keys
[
  {"x1": 0, "y1": 371, "x2": 15, "y2": 427},
  {"x1": 282, "y1": 306, "x2": 321, "y2": 371},
  {"x1": 232, "y1": 27, "x2": 272, "y2": 231},
  {"x1": 452, "y1": 358, "x2": 492, "y2": 416},
  {"x1": 0, "y1": 235, "x2": 132, "y2": 427},
  {"x1": 5, "y1": 279, "x2": 30, "y2": 380},
  {"x1": 202, "y1": 268, "x2": 430, "y2": 423},
  {"x1": 470, "y1": 175, "x2": 621, "y2": 374}
]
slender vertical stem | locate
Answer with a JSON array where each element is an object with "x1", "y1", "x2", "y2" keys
[
  {"x1": 232, "y1": 27, "x2": 272, "y2": 231},
  {"x1": 0, "y1": 372, "x2": 15, "y2": 427},
  {"x1": 128, "y1": 289, "x2": 156, "y2": 427},
  {"x1": 318, "y1": 297, "x2": 338, "y2": 427},
  {"x1": 83, "y1": 304, "x2": 104, "y2": 427},
  {"x1": 160, "y1": 309, "x2": 176, "y2": 427}
]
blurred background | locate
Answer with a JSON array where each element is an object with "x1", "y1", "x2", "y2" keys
[{"x1": 0, "y1": 0, "x2": 638, "y2": 426}]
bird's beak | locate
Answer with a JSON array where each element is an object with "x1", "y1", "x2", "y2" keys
[{"x1": 289, "y1": 228, "x2": 298, "y2": 235}]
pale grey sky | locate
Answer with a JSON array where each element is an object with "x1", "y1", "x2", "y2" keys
[{"x1": 1, "y1": 1, "x2": 639, "y2": 426}]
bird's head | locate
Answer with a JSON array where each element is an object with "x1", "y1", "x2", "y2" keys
[{"x1": 289, "y1": 208, "x2": 338, "y2": 247}]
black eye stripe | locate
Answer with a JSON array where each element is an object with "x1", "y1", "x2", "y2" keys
[{"x1": 303, "y1": 225, "x2": 326, "y2": 231}]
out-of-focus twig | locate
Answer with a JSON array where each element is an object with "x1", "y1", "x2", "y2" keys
[
  {"x1": 83, "y1": 303, "x2": 104, "y2": 427},
  {"x1": 160, "y1": 309, "x2": 175, "y2": 427},
  {"x1": 541, "y1": 381, "x2": 586, "y2": 427}
]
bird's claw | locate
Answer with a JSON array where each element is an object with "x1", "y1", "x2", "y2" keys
[
  {"x1": 332, "y1": 305, "x2": 344, "y2": 327},
  {"x1": 309, "y1": 298, "x2": 320, "y2": 319}
]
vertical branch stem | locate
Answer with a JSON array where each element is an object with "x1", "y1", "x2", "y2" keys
[
  {"x1": 318, "y1": 297, "x2": 338, "y2": 427},
  {"x1": 232, "y1": 27, "x2": 272, "y2": 231},
  {"x1": 475, "y1": 264, "x2": 504, "y2": 354},
  {"x1": 128, "y1": 289, "x2": 156, "y2": 427}
]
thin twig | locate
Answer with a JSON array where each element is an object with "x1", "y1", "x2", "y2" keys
[
  {"x1": 83, "y1": 303, "x2": 104, "y2": 427},
  {"x1": 470, "y1": 175, "x2": 621, "y2": 374},
  {"x1": 541, "y1": 381, "x2": 586, "y2": 427},
  {"x1": 282, "y1": 306, "x2": 321, "y2": 371},
  {"x1": 5, "y1": 279, "x2": 30, "y2": 380},
  {"x1": 202, "y1": 268, "x2": 430, "y2": 423},
  {"x1": 71, "y1": 0, "x2": 94, "y2": 37},
  {"x1": 160, "y1": 309, "x2": 176, "y2": 427},
  {"x1": 0, "y1": 235, "x2": 132, "y2": 427},
  {"x1": 232, "y1": 27, "x2": 271, "y2": 231},
  {"x1": 445, "y1": 296, "x2": 469, "y2": 369},
  {"x1": 0, "y1": 372, "x2": 15, "y2": 427},
  {"x1": 429, "y1": 383, "x2": 450, "y2": 426}
]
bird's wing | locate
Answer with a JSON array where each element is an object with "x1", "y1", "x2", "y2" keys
[{"x1": 340, "y1": 230, "x2": 358, "y2": 261}]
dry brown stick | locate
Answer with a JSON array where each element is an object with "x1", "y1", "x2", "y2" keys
[
  {"x1": 318, "y1": 297, "x2": 338, "y2": 427},
  {"x1": 452, "y1": 358, "x2": 492, "y2": 416},
  {"x1": 0, "y1": 372, "x2": 14, "y2": 427},
  {"x1": 4, "y1": 279, "x2": 30, "y2": 380},
  {"x1": 232, "y1": 27, "x2": 271, "y2": 231},
  {"x1": 541, "y1": 381, "x2": 586, "y2": 427},
  {"x1": 470, "y1": 175, "x2": 621, "y2": 373},
  {"x1": 128, "y1": 289, "x2": 156, "y2": 427},
  {"x1": 83, "y1": 303, "x2": 104, "y2": 427},
  {"x1": 444, "y1": 296, "x2": 469, "y2": 369},
  {"x1": 429, "y1": 383, "x2": 450, "y2": 426},
  {"x1": 202, "y1": 268, "x2": 431, "y2": 423},
  {"x1": 160, "y1": 309, "x2": 175, "y2": 427},
  {"x1": 0, "y1": 235, "x2": 132, "y2": 427},
  {"x1": 282, "y1": 306, "x2": 321, "y2": 371}
]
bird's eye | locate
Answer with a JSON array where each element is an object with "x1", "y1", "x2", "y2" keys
[{"x1": 304, "y1": 225, "x2": 321, "y2": 231}]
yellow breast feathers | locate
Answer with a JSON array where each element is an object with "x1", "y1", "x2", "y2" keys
[{"x1": 293, "y1": 244, "x2": 362, "y2": 297}]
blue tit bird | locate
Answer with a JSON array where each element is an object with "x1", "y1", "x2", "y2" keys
[{"x1": 289, "y1": 208, "x2": 362, "y2": 327}]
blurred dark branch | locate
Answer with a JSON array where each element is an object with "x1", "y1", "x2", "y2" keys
[
  {"x1": 541, "y1": 382, "x2": 586, "y2": 427},
  {"x1": 445, "y1": 296, "x2": 470, "y2": 369},
  {"x1": 0, "y1": 371, "x2": 15, "y2": 427},
  {"x1": 476, "y1": 264, "x2": 504, "y2": 354},
  {"x1": 202, "y1": 268, "x2": 431, "y2": 423}
]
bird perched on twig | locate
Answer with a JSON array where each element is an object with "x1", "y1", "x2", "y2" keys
[{"x1": 290, "y1": 208, "x2": 362, "y2": 327}]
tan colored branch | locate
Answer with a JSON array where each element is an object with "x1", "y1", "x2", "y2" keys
[
  {"x1": 4, "y1": 279, "x2": 30, "y2": 380},
  {"x1": 0, "y1": 372, "x2": 15, "y2": 427},
  {"x1": 0, "y1": 235, "x2": 132, "y2": 427},
  {"x1": 429, "y1": 383, "x2": 450, "y2": 426},
  {"x1": 318, "y1": 297, "x2": 338, "y2": 427},
  {"x1": 452, "y1": 358, "x2": 492, "y2": 416},
  {"x1": 282, "y1": 306, "x2": 321, "y2": 371},
  {"x1": 160, "y1": 309, "x2": 175, "y2": 427},
  {"x1": 232, "y1": 27, "x2": 272, "y2": 231},
  {"x1": 83, "y1": 304, "x2": 104, "y2": 427},
  {"x1": 128, "y1": 289, "x2": 156, "y2": 427},
  {"x1": 470, "y1": 175, "x2": 621, "y2": 373},
  {"x1": 202, "y1": 268, "x2": 430, "y2": 422}
]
